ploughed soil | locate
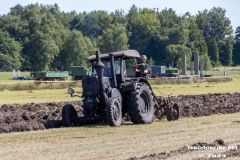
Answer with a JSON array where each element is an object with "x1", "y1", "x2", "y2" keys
[
  {"x1": 172, "y1": 92, "x2": 240, "y2": 117},
  {"x1": 0, "y1": 92, "x2": 240, "y2": 133}
]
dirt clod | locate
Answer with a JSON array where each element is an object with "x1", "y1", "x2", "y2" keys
[{"x1": 214, "y1": 139, "x2": 225, "y2": 146}]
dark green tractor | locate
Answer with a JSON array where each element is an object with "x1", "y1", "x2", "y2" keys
[{"x1": 62, "y1": 50, "x2": 179, "y2": 127}]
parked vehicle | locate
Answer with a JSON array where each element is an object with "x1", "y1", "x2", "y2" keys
[
  {"x1": 68, "y1": 66, "x2": 92, "y2": 80},
  {"x1": 30, "y1": 71, "x2": 68, "y2": 81},
  {"x1": 13, "y1": 76, "x2": 33, "y2": 80}
]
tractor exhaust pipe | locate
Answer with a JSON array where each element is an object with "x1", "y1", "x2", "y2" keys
[
  {"x1": 94, "y1": 51, "x2": 105, "y2": 78},
  {"x1": 94, "y1": 51, "x2": 108, "y2": 105}
]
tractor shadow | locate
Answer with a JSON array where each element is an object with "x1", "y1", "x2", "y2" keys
[
  {"x1": 44, "y1": 118, "x2": 166, "y2": 129},
  {"x1": 44, "y1": 120, "x2": 63, "y2": 129}
]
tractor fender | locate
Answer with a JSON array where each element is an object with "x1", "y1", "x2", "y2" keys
[
  {"x1": 138, "y1": 78, "x2": 153, "y2": 91},
  {"x1": 108, "y1": 88, "x2": 122, "y2": 104},
  {"x1": 138, "y1": 78, "x2": 161, "y2": 109},
  {"x1": 122, "y1": 79, "x2": 150, "y2": 92}
]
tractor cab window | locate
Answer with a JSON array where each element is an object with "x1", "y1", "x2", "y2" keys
[
  {"x1": 102, "y1": 60, "x2": 111, "y2": 77},
  {"x1": 101, "y1": 57, "x2": 124, "y2": 78},
  {"x1": 125, "y1": 58, "x2": 135, "y2": 77},
  {"x1": 102, "y1": 58, "x2": 121, "y2": 77},
  {"x1": 114, "y1": 58, "x2": 121, "y2": 74}
]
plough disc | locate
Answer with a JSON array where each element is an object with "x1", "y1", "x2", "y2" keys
[{"x1": 166, "y1": 103, "x2": 180, "y2": 121}]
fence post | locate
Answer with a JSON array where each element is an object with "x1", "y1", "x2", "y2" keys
[{"x1": 181, "y1": 52, "x2": 186, "y2": 76}]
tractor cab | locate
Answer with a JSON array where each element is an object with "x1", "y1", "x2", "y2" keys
[{"x1": 88, "y1": 50, "x2": 141, "y2": 85}]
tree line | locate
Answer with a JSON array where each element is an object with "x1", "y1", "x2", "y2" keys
[{"x1": 0, "y1": 3, "x2": 240, "y2": 71}]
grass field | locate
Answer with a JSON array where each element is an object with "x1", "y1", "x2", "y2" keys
[
  {"x1": 188, "y1": 66, "x2": 240, "y2": 76},
  {"x1": 0, "y1": 72, "x2": 30, "y2": 81},
  {"x1": 0, "y1": 89, "x2": 81, "y2": 105},
  {"x1": 0, "y1": 113, "x2": 240, "y2": 160},
  {"x1": 0, "y1": 77, "x2": 239, "y2": 105},
  {"x1": 1, "y1": 68, "x2": 240, "y2": 82},
  {"x1": 151, "y1": 76, "x2": 240, "y2": 96},
  {"x1": 1, "y1": 70, "x2": 240, "y2": 160},
  {"x1": 204, "y1": 70, "x2": 240, "y2": 76},
  {"x1": 212, "y1": 66, "x2": 240, "y2": 71},
  {"x1": 0, "y1": 71, "x2": 72, "y2": 82}
]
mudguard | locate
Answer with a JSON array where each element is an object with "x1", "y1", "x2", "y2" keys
[{"x1": 108, "y1": 88, "x2": 122, "y2": 104}]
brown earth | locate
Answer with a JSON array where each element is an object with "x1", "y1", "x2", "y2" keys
[
  {"x1": 0, "y1": 92, "x2": 240, "y2": 134},
  {"x1": 172, "y1": 92, "x2": 240, "y2": 117},
  {"x1": 0, "y1": 101, "x2": 81, "y2": 133}
]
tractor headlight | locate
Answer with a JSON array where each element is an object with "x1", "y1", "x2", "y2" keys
[
  {"x1": 68, "y1": 88, "x2": 75, "y2": 96},
  {"x1": 103, "y1": 82, "x2": 109, "y2": 89}
]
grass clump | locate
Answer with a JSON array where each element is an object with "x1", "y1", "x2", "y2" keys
[
  {"x1": 149, "y1": 78, "x2": 191, "y2": 85},
  {"x1": 149, "y1": 77, "x2": 232, "y2": 85},
  {"x1": 204, "y1": 77, "x2": 232, "y2": 83},
  {"x1": 0, "y1": 82, "x2": 80, "y2": 91}
]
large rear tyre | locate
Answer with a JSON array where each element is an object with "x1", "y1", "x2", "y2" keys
[
  {"x1": 62, "y1": 104, "x2": 78, "y2": 127},
  {"x1": 166, "y1": 103, "x2": 180, "y2": 121},
  {"x1": 126, "y1": 83, "x2": 154, "y2": 124},
  {"x1": 106, "y1": 97, "x2": 122, "y2": 127}
]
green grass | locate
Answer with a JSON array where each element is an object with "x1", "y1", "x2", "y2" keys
[
  {"x1": 149, "y1": 77, "x2": 233, "y2": 85},
  {"x1": 0, "y1": 71, "x2": 240, "y2": 160},
  {"x1": 1, "y1": 69, "x2": 240, "y2": 82},
  {"x1": 0, "y1": 72, "x2": 30, "y2": 81},
  {"x1": 0, "y1": 77, "x2": 239, "y2": 105},
  {"x1": 152, "y1": 77, "x2": 240, "y2": 96},
  {"x1": 0, "y1": 82, "x2": 80, "y2": 91},
  {"x1": 204, "y1": 70, "x2": 240, "y2": 76},
  {"x1": 0, "y1": 113, "x2": 240, "y2": 160},
  {"x1": 185, "y1": 66, "x2": 240, "y2": 76},
  {"x1": 0, "y1": 89, "x2": 81, "y2": 105},
  {"x1": 0, "y1": 71, "x2": 72, "y2": 82},
  {"x1": 185, "y1": 69, "x2": 240, "y2": 76}
]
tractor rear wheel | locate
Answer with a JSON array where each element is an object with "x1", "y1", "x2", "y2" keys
[
  {"x1": 62, "y1": 104, "x2": 78, "y2": 127},
  {"x1": 166, "y1": 103, "x2": 180, "y2": 121},
  {"x1": 106, "y1": 97, "x2": 122, "y2": 127},
  {"x1": 126, "y1": 83, "x2": 154, "y2": 124}
]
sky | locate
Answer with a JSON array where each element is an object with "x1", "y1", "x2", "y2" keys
[{"x1": 0, "y1": 0, "x2": 239, "y2": 31}]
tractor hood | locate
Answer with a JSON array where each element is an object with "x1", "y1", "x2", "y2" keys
[{"x1": 88, "y1": 50, "x2": 140, "y2": 62}]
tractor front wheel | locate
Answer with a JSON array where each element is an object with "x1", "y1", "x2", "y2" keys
[
  {"x1": 106, "y1": 97, "x2": 122, "y2": 127},
  {"x1": 62, "y1": 104, "x2": 78, "y2": 127}
]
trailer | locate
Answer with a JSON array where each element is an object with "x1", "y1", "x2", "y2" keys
[
  {"x1": 164, "y1": 69, "x2": 182, "y2": 77},
  {"x1": 13, "y1": 76, "x2": 33, "y2": 80},
  {"x1": 150, "y1": 65, "x2": 182, "y2": 78},
  {"x1": 68, "y1": 66, "x2": 92, "y2": 80},
  {"x1": 30, "y1": 71, "x2": 69, "y2": 81},
  {"x1": 151, "y1": 65, "x2": 166, "y2": 78}
]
